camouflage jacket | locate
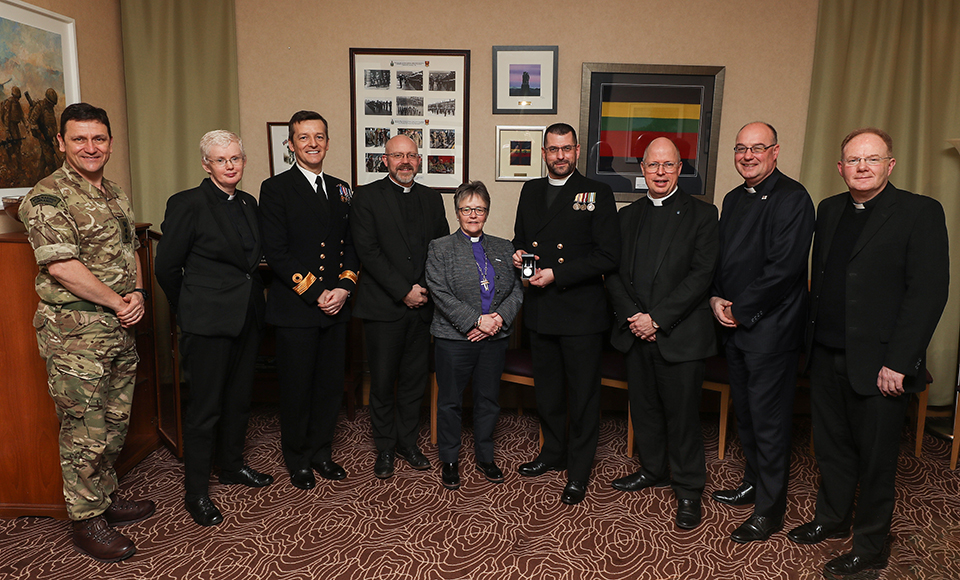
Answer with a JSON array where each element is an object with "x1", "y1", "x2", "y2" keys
[{"x1": 19, "y1": 161, "x2": 139, "y2": 304}]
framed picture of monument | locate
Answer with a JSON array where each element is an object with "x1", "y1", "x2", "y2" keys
[
  {"x1": 495, "y1": 125, "x2": 546, "y2": 181},
  {"x1": 266, "y1": 122, "x2": 296, "y2": 177},
  {"x1": 0, "y1": 0, "x2": 80, "y2": 202},
  {"x1": 349, "y1": 48, "x2": 470, "y2": 192},
  {"x1": 492, "y1": 46, "x2": 558, "y2": 115}
]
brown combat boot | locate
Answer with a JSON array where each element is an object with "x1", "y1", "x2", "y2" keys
[
  {"x1": 72, "y1": 515, "x2": 136, "y2": 563},
  {"x1": 103, "y1": 492, "x2": 156, "y2": 526}
]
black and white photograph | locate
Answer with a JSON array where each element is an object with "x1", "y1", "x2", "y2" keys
[
  {"x1": 363, "y1": 69, "x2": 391, "y2": 89},
  {"x1": 364, "y1": 98, "x2": 392, "y2": 116},
  {"x1": 429, "y1": 128, "x2": 455, "y2": 149},
  {"x1": 427, "y1": 98, "x2": 455, "y2": 117},
  {"x1": 429, "y1": 70, "x2": 455, "y2": 91},
  {"x1": 397, "y1": 96, "x2": 423, "y2": 116},
  {"x1": 365, "y1": 127, "x2": 390, "y2": 148},
  {"x1": 396, "y1": 70, "x2": 423, "y2": 91},
  {"x1": 397, "y1": 127, "x2": 423, "y2": 148},
  {"x1": 364, "y1": 153, "x2": 387, "y2": 173},
  {"x1": 427, "y1": 155, "x2": 454, "y2": 174}
]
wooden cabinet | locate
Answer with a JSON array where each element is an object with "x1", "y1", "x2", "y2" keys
[{"x1": 0, "y1": 226, "x2": 161, "y2": 519}]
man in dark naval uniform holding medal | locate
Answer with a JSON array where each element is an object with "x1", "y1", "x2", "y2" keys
[
  {"x1": 512, "y1": 122, "x2": 620, "y2": 505},
  {"x1": 259, "y1": 111, "x2": 360, "y2": 491}
]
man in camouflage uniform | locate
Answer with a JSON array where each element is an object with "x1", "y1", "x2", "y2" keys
[{"x1": 19, "y1": 103, "x2": 155, "y2": 563}]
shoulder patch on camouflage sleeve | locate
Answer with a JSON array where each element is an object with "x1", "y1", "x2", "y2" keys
[{"x1": 29, "y1": 193, "x2": 62, "y2": 207}]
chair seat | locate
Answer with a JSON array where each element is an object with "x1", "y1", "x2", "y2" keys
[{"x1": 502, "y1": 349, "x2": 534, "y2": 377}]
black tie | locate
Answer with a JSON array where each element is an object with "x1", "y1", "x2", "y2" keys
[{"x1": 316, "y1": 175, "x2": 326, "y2": 199}]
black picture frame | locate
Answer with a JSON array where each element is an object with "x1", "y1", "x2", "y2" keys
[{"x1": 492, "y1": 45, "x2": 558, "y2": 115}]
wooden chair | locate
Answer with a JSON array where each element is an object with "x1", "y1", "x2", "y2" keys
[
  {"x1": 950, "y1": 384, "x2": 960, "y2": 470},
  {"x1": 702, "y1": 355, "x2": 733, "y2": 460},
  {"x1": 599, "y1": 351, "x2": 633, "y2": 458}
]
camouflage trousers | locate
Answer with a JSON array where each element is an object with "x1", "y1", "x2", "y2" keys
[{"x1": 34, "y1": 304, "x2": 139, "y2": 521}]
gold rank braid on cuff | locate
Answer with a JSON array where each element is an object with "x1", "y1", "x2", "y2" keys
[
  {"x1": 338, "y1": 270, "x2": 358, "y2": 284},
  {"x1": 293, "y1": 272, "x2": 317, "y2": 295}
]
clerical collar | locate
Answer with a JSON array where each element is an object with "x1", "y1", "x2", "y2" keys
[
  {"x1": 647, "y1": 186, "x2": 678, "y2": 206},
  {"x1": 548, "y1": 175, "x2": 571, "y2": 187},
  {"x1": 850, "y1": 188, "x2": 883, "y2": 210},
  {"x1": 389, "y1": 176, "x2": 413, "y2": 193},
  {"x1": 227, "y1": 193, "x2": 235, "y2": 201},
  {"x1": 744, "y1": 186, "x2": 756, "y2": 194},
  {"x1": 296, "y1": 163, "x2": 324, "y2": 193},
  {"x1": 461, "y1": 230, "x2": 483, "y2": 243}
]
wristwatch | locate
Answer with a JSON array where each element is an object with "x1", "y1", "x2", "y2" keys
[{"x1": 132, "y1": 288, "x2": 150, "y2": 300}]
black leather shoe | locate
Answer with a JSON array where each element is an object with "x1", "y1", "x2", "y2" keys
[
  {"x1": 374, "y1": 450, "x2": 396, "y2": 479},
  {"x1": 676, "y1": 498, "x2": 702, "y2": 529},
  {"x1": 787, "y1": 521, "x2": 851, "y2": 545},
  {"x1": 560, "y1": 480, "x2": 587, "y2": 505},
  {"x1": 290, "y1": 468, "x2": 316, "y2": 490},
  {"x1": 824, "y1": 552, "x2": 888, "y2": 575},
  {"x1": 219, "y1": 465, "x2": 274, "y2": 488},
  {"x1": 185, "y1": 495, "x2": 223, "y2": 527},
  {"x1": 518, "y1": 460, "x2": 563, "y2": 477},
  {"x1": 711, "y1": 482, "x2": 756, "y2": 506},
  {"x1": 441, "y1": 462, "x2": 460, "y2": 490},
  {"x1": 313, "y1": 460, "x2": 347, "y2": 481},
  {"x1": 396, "y1": 447, "x2": 431, "y2": 470},
  {"x1": 611, "y1": 471, "x2": 670, "y2": 492},
  {"x1": 730, "y1": 514, "x2": 783, "y2": 544},
  {"x1": 476, "y1": 461, "x2": 504, "y2": 483}
]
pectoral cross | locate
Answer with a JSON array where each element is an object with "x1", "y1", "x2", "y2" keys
[{"x1": 480, "y1": 276, "x2": 490, "y2": 291}]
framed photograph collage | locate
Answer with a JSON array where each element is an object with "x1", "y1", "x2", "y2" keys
[{"x1": 349, "y1": 48, "x2": 470, "y2": 192}]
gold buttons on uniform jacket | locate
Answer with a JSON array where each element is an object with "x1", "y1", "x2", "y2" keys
[
  {"x1": 320, "y1": 254, "x2": 326, "y2": 259},
  {"x1": 557, "y1": 243, "x2": 563, "y2": 250},
  {"x1": 321, "y1": 242, "x2": 326, "y2": 248},
  {"x1": 320, "y1": 266, "x2": 325, "y2": 271},
  {"x1": 532, "y1": 241, "x2": 538, "y2": 248},
  {"x1": 558, "y1": 258, "x2": 564, "y2": 264}
]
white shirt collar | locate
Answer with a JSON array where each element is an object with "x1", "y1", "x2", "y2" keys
[
  {"x1": 296, "y1": 163, "x2": 325, "y2": 194},
  {"x1": 647, "y1": 186, "x2": 678, "y2": 206},
  {"x1": 548, "y1": 175, "x2": 571, "y2": 187}
]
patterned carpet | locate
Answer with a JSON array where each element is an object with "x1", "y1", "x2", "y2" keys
[{"x1": 1, "y1": 407, "x2": 958, "y2": 580}]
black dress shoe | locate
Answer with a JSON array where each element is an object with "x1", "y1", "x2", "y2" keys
[
  {"x1": 374, "y1": 450, "x2": 395, "y2": 479},
  {"x1": 476, "y1": 461, "x2": 504, "y2": 483},
  {"x1": 711, "y1": 482, "x2": 756, "y2": 506},
  {"x1": 518, "y1": 460, "x2": 563, "y2": 477},
  {"x1": 611, "y1": 471, "x2": 670, "y2": 492},
  {"x1": 787, "y1": 521, "x2": 851, "y2": 545},
  {"x1": 824, "y1": 552, "x2": 888, "y2": 575},
  {"x1": 290, "y1": 468, "x2": 316, "y2": 490},
  {"x1": 185, "y1": 495, "x2": 223, "y2": 527},
  {"x1": 219, "y1": 465, "x2": 274, "y2": 488},
  {"x1": 560, "y1": 480, "x2": 587, "y2": 505},
  {"x1": 396, "y1": 446, "x2": 431, "y2": 470},
  {"x1": 313, "y1": 460, "x2": 347, "y2": 481},
  {"x1": 730, "y1": 514, "x2": 783, "y2": 544},
  {"x1": 676, "y1": 498, "x2": 702, "y2": 529},
  {"x1": 441, "y1": 462, "x2": 460, "y2": 490}
]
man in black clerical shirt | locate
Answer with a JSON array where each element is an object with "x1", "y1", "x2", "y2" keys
[
  {"x1": 787, "y1": 128, "x2": 948, "y2": 577},
  {"x1": 351, "y1": 135, "x2": 449, "y2": 478},
  {"x1": 606, "y1": 138, "x2": 719, "y2": 529},
  {"x1": 709, "y1": 122, "x2": 815, "y2": 543}
]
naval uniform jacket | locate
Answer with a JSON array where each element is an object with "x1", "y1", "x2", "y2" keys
[
  {"x1": 259, "y1": 166, "x2": 359, "y2": 327},
  {"x1": 512, "y1": 170, "x2": 620, "y2": 336}
]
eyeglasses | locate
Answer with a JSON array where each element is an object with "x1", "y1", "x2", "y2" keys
[
  {"x1": 458, "y1": 206, "x2": 488, "y2": 216},
  {"x1": 544, "y1": 145, "x2": 576, "y2": 155},
  {"x1": 385, "y1": 152, "x2": 420, "y2": 160},
  {"x1": 733, "y1": 144, "x2": 776, "y2": 155},
  {"x1": 642, "y1": 161, "x2": 679, "y2": 173},
  {"x1": 206, "y1": 156, "x2": 244, "y2": 167},
  {"x1": 842, "y1": 156, "x2": 892, "y2": 167}
]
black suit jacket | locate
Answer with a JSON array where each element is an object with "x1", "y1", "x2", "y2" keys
[
  {"x1": 155, "y1": 178, "x2": 265, "y2": 337},
  {"x1": 259, "y1": 166, "x2": 359, "y2": 328},
  {"x1": 607, "y1": 189, "x2": 719, "y2": 362},
  {"x1": 512, "y1": 170, "x2": 620, "y2": 335},
  {"x1": 808, "y1": 183, "x2": 949, "y2": 395},
  {"x1": 351, "y1": 176, "x2": 449, "y2": 322},
  {"x1": 712, "y1": 168, "x2": 815, "y2": 353}
]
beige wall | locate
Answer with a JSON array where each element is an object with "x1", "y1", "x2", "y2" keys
[
  {"x1": 234, "y1": 0, "x2": 820, "y2": 239},
  {"x1": 0, "y1": 0, "x2": 129, "y2": 234}
]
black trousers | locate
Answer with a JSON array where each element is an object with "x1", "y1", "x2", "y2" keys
[
  {"x1": 725, "y1": 343, "x2": 798, "y2": 518},
  {"x1": 810, "y1": 344, "x2": 908, "y2": 558},
  {"x1": 365, "y1": 311, "x2": 430, "y2": 452},
  {"x1": 625, "y1": 340, "x2": 706, "y2": 500},
  {"x1": 434, "y1": 337, "x2": 508, "y2": 464},
  {"x1": 181, "y1": 306, "x2": 261, "y2": 498},
  {"x1": 529, "y1": 330, "x2": 603, "y2": 482},
  {"x1": 275, "y1": 323, "x2": 346, "y2": 472}
]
